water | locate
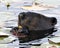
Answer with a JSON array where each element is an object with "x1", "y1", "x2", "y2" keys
[{"x1": 0, "y1": 0, "x2": 60, "y2": 48}]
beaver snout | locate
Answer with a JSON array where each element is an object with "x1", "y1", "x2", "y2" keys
[{"x1": 10, "y1": 27, "x2": 29, "y2": 38}]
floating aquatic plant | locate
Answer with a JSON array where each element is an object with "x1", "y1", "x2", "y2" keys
[{"x1": 6, "y1": 2, "x2": 10, "y2": 9}]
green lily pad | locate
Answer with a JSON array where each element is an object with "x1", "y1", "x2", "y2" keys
[{"x1": 0, "y1": 36, "x2": 8, "y2": 40}]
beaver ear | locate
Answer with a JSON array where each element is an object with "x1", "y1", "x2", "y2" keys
[
  {"x1": 19, "y1": 12, "x2": 26, "y2": 20},
  {"x1": 51, "y1": 17, "x2": 57, "y2": 25}
]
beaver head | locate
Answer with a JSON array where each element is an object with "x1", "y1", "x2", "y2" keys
[
  {"x1": 10, "y1": 12, "x2": 57, "y2": 42},
  {"x1": 19, "y1": 12, "x2": 57, "y2": 30}
]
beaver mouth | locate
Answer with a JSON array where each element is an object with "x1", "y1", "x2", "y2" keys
[
  {"x1": 12, "y1": 32, "x2": 28, "y2": 38},
  {"x1": 16, "y1": 33, "x2": 28, "y2": 38},
  {"x1": 10, "y1": 26, "x2": 29, "y2": 38}
]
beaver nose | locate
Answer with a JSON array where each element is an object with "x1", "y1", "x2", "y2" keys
[{"x1": 51, "y1": 17, "x2": 57, "y2": 25}]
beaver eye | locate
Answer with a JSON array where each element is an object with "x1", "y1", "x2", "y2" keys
[
  {"x1": 20, "y1": 13, "x2": 25, "y2": 20},
  {"x1": 21, "y1": 15, "x2": 25, "y2": 20}
]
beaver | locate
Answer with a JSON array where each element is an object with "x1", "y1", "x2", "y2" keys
[{"x1": 10, "y1": 12, "x2": 57, "y2": 43}]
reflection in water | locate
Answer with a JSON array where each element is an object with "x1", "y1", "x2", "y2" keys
[{"x1": 21, "y1": 28, "x2": 57, "y2": 43}]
